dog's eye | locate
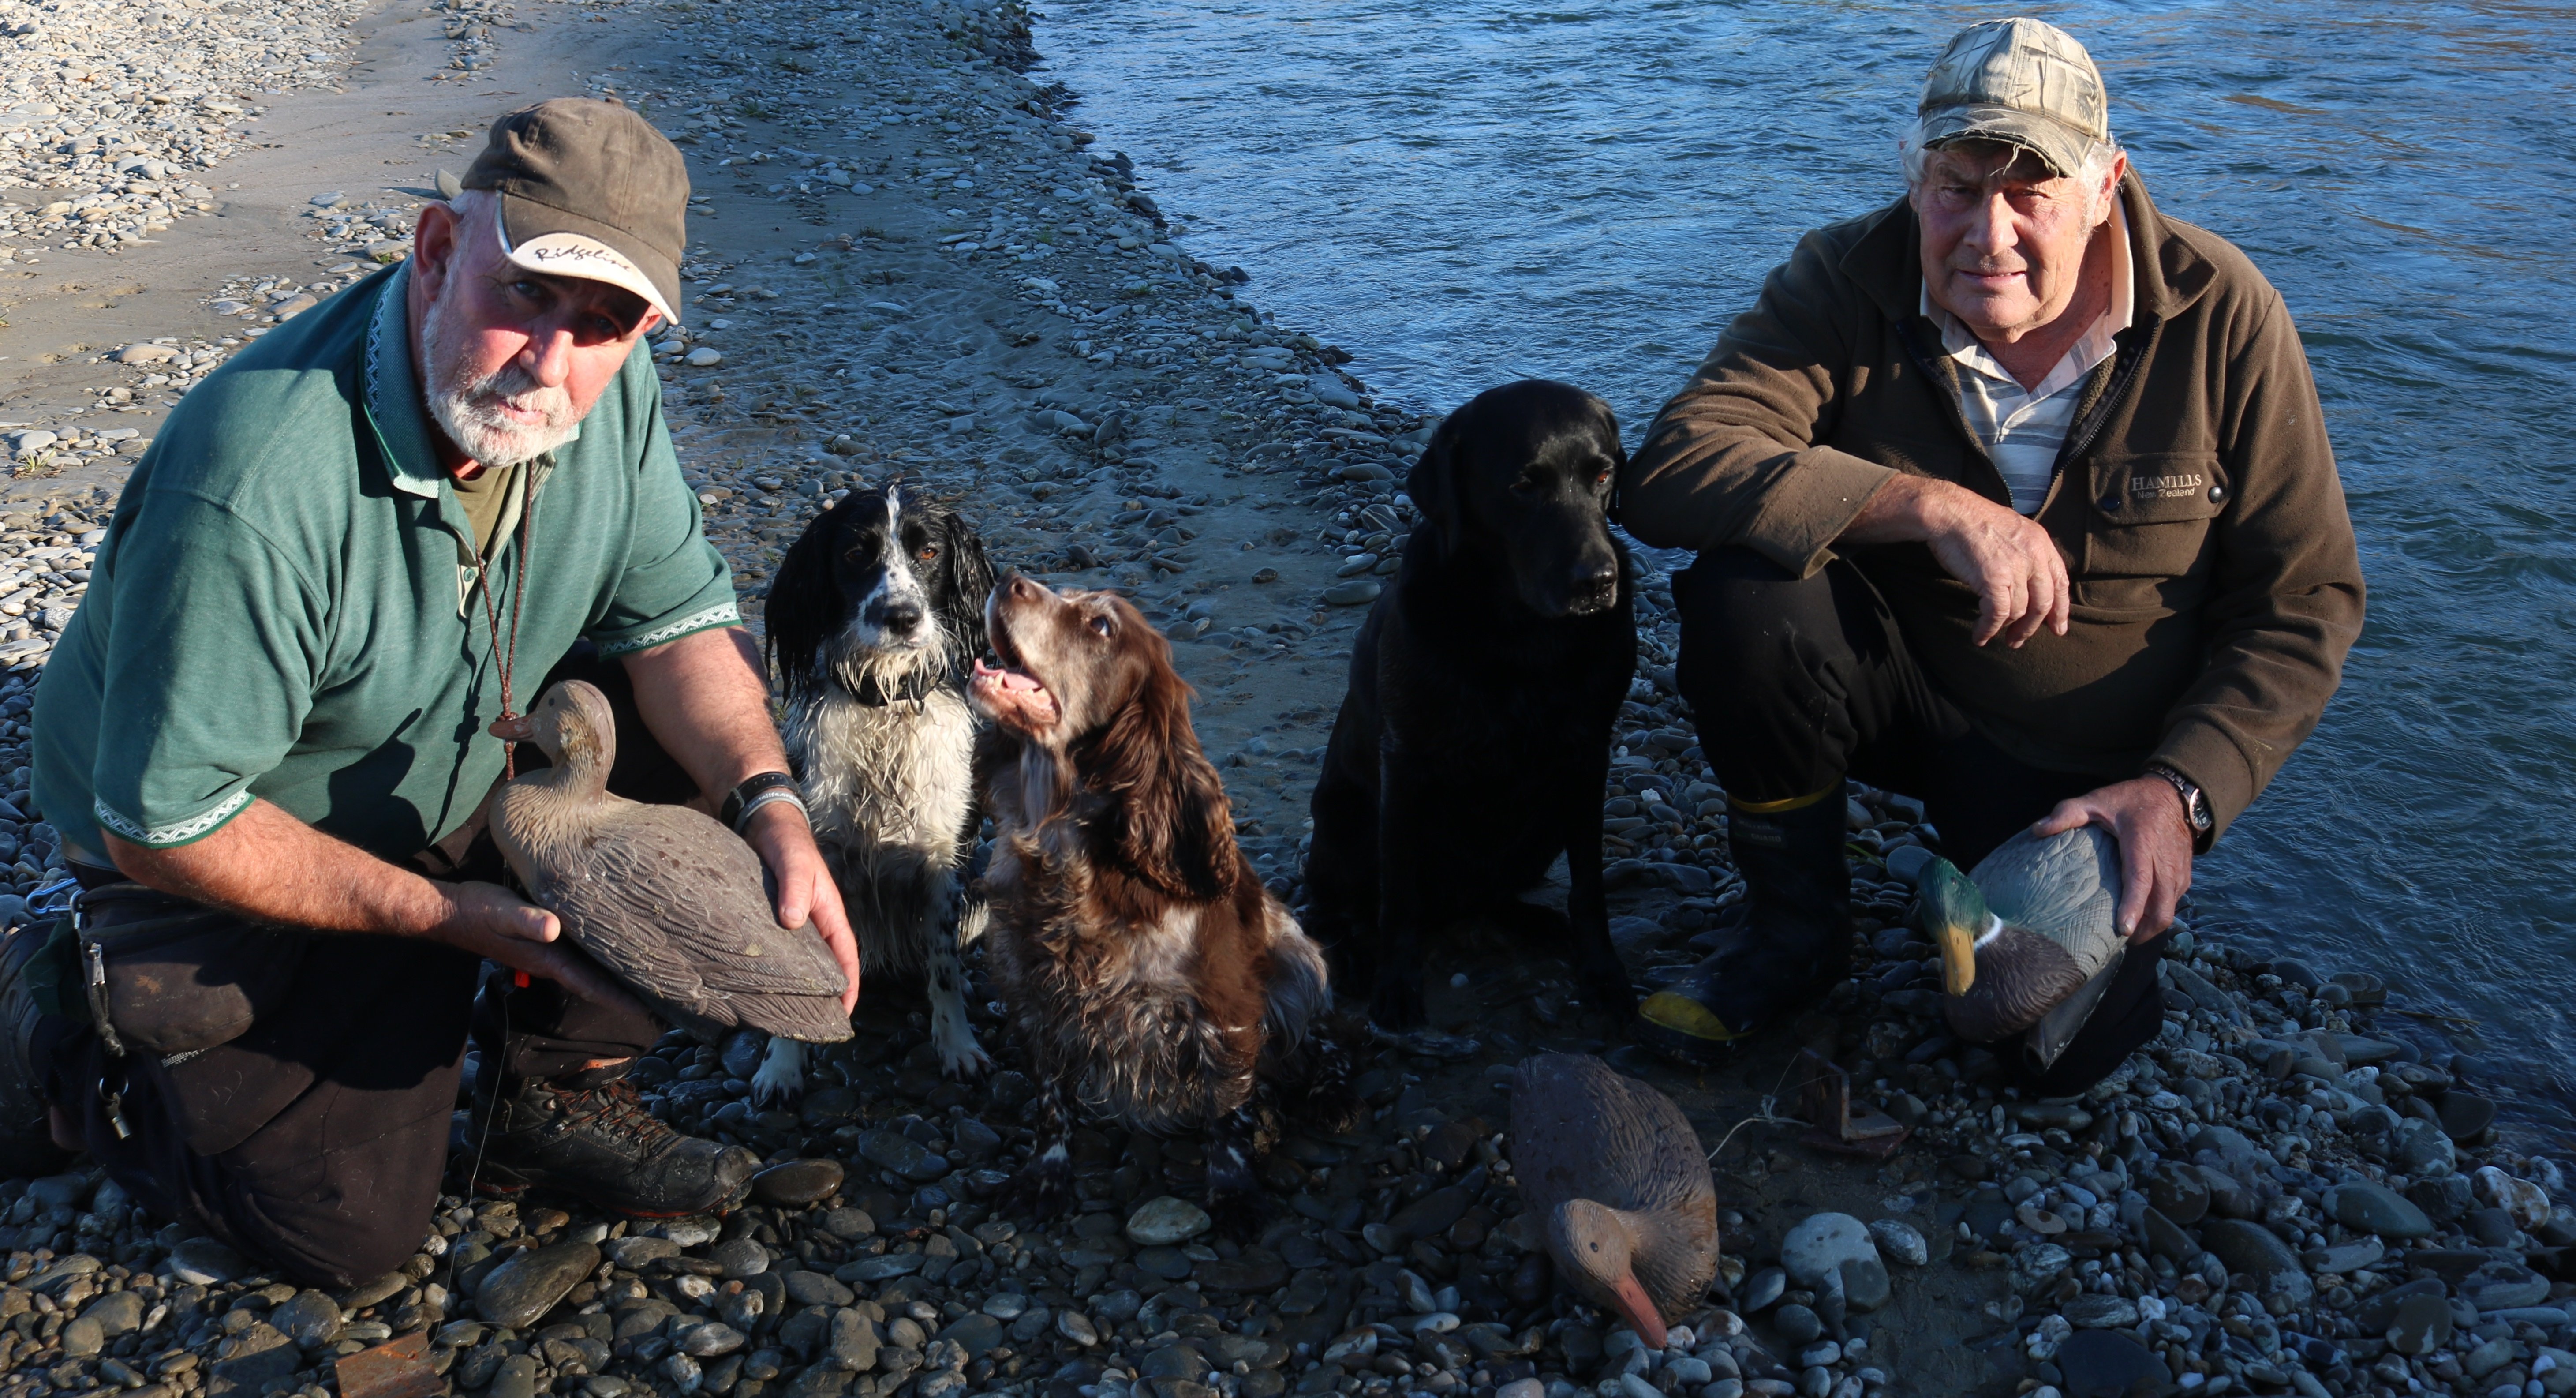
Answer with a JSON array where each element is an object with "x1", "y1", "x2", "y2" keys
[
  {"x1": 1088, "y1": 615, "x2": 1114, "y2": 638},
  {"x1": 916, "y1": 545, "x2": 940, "y2": 562}
]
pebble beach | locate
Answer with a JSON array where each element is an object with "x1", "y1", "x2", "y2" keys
[{"x1": 0, "y1": 4, "x2": 2569, "y2": 1398}]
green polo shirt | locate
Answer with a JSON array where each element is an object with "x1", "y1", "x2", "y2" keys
[{"x1": 31, "y1": 263, "x2": 739, "y2": 866}]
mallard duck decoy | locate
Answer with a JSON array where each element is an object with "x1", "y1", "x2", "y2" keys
[
  {"x1": 1510, "y1": 1053, "x2": 1719, "y2": 1347},
  {"x1": 1918, "y1": 824, "x2": 2123, "y2": 1044},
  {"x1": 492, "y1": 680, "x2": 852, "y2": 1045}
]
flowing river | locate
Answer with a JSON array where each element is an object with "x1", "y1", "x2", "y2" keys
[{"x1": 1035, "y1": 0, "x2": 2576, "y2": 1132}]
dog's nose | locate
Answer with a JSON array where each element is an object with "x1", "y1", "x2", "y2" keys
[
  {"x1": 883, "y1": 599, "x2": 925, "y2": 633},
  {"x1": 1006, "y1": 573, "x2": 1040, "y2": 600},
  {"x1": 1577, "y1": 560, "x2": 1620, "y2": 600}
]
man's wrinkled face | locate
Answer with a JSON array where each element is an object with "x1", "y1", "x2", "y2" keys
[
  {"x1": 409, "y1": 198, "x2": 661, "y2": 469},
  {"x1": 1911, "y1": 141, "x2": 2121, "y2": 344}
]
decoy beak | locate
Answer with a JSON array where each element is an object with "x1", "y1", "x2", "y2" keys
[
  {"x1": 1918, "y1": 856, "x2": 1989, "y2": 997},
  {"x1": 1936, "y1": 915, "x2": 1978, "y2": 996},
  {"x1": 490, "y1": 713, "x2": 536, "y2": 743},
  {"x1": 1608, "y1": 1271, "x2": 1667, "y2": 1351}
]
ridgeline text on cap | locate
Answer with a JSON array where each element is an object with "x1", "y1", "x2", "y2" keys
[{"x1": 463, "y1": 97, "x2": 690, "y2": 327}]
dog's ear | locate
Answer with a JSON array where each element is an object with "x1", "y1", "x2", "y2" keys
[
  {"x1": 1595, "y1": 397, "x2": 1630, "y2": 510},
  {"x1": 1098, "y1": 633, "x2": 1234, "y2": 899},
  {"x1": 764, "y1": 499, "x2": 846, "y2": 703},
  {"x1": 938, "y1": 508, "x2": 997, "y2": 665},
  {"x1": 1405, "y1": 412, "x2": 1469, "y2": 559}
]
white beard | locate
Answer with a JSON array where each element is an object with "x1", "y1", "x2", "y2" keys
[{"x1": 419, "y1": 292, "x2": 582, "y2": 467}]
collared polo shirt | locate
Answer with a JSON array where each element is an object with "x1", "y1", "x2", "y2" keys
[
  {"x1": 32, "y1": 262, "x2": 739, "y2": 866},
  {"x1": 1921, "y1": 199, "x2": 2135, "y2": 513}
]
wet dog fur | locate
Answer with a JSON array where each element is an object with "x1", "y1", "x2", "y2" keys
[{"x1": 966, "y1": 573, "x2": 1357, "y2": 1229}]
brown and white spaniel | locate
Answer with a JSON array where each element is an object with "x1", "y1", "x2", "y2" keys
[{"x1": 967, "y1": 573, "x2": 1353, "y2": 1226}]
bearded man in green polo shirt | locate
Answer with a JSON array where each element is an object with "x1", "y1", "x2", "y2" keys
[{"x1": 0, "y1": 99, "x2": 859, "y2": 1287}]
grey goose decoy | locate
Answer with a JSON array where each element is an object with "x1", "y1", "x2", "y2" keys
[
  {"x1": 491, "y1": 679, "x2": 852, "y2": 1045},
  {"x1": 1510, "y1": 1052, "x2": 1719, "y2": 1347}
]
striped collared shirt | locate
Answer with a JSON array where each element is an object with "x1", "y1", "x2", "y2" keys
[{"x1": 1920, "y1": 201, "x2": 2135, "y2": 514}]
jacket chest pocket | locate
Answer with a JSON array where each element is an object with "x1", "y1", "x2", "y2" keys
[{"x1": 2081, "y1": 452, "x2": 2228, "y2": 583}]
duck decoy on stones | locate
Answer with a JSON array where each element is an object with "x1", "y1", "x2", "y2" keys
[
  {"x1": 1920, "y1": 824, "x2": 2125, "y2": 1044},
  {"x1": 492, "y1": 680, "x2": 852, "y2": 1045},
  {"x1": 1510, "y1": 1052, "x2": 1718, "y2": 1348}
]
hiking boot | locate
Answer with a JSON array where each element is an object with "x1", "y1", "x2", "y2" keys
[
  {"x1": 460, "y1": 1065, "x2": 758, "y2": 1217},
  {"x1": 1637, "y1": 789, "x2": 1854, "y2": 1064},
  {"x1": 0, "y1": 917, "x2": 74, "y2": 1177}
]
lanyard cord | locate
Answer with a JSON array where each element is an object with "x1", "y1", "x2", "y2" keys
[{"x1": 475, "y1": 500, "x2": 534, "y2": 779}]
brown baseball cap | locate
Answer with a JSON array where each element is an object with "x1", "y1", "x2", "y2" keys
[
  {"x1": 1917, "y1": 18, "x2": 2110, "y2": 179},
  {"x1": 463, "y1": 97, "x2": 689, "y2": 327}
]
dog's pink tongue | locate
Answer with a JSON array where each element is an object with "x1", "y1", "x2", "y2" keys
[{"x1": 973, "y1": 657, "x2": 1044, "y2": 693}]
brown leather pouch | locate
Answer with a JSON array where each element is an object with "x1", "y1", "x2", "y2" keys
[{"x1": 73, "y1": 882, "x2": 308, "y2": 1060}]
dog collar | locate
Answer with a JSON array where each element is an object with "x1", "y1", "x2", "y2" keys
[{"x1": 852, "y1": 670, "x2": 939, "y2": 706}]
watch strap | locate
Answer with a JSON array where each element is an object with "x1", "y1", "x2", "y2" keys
[
  {"x1": 719, "y1": 771, "x2": 802, "y2": 832},
  {"x1": 2145, "y1": 765, "x2": 2212, "y2": 832}
]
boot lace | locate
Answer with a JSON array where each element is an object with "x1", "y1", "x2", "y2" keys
[{"x1": 556, "y1": 1078, "x2": 684, "y2": 1155}]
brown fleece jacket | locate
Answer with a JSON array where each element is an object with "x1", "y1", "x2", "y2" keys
[{"x1": 1620, "y1": 174, "x2": 2364, "y2": 844}]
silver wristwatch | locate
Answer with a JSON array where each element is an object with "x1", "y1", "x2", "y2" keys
[{"x1": 2146, "y1": 765, "x2": 2212, "y2": 835}]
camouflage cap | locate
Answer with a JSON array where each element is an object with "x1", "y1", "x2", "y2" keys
[{"x1": 1917, "y1": 17, "x2": 2109, "y2": 178}]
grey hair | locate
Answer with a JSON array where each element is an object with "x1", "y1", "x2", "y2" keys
[
  {"x1": 1900, "y1": 117, "x2": 2125, "y2": 221},
  {"x1": 446, "y1": 186, "x2": 499, "y2": 234}
]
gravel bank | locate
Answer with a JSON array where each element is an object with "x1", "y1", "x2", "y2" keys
[{"x1": 0, "y1": 4, "x2": 2568, "y2": 1398}]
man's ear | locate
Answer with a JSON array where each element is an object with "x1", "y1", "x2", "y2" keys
[{"x1": 411, "y1": 201, "x2": 463, "y2": 299}]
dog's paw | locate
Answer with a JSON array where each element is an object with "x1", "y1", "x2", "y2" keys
[
  {"x1": 748, "y1": 1041, "x2": 807, "y2": 1109},
  {"x1": 940, "y1": 1042, "x2": 994, "y2": 1081},
  {"x1": 933, "y1": 1023, "x2": 994, "y2": 1081}
]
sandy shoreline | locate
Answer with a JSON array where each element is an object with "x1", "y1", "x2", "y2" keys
[{"x1": 0, "y1": 4, "x2": 2565, "y2": 1398}]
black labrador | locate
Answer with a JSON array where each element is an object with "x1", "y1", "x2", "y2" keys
[{"x1": 1301, "y1": 379, "x2": 1638, "y2": 1030}]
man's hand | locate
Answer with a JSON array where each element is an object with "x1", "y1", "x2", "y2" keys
[
  {"x1": 2031, "y1": 776, "x2": 2194, "y2": 943},
  {"x1": 430, "y1": 881, "x2": 649, "y2": 1017},
  {"x1": 1843, "y1": 474, "x2": 2069, "y2": 648},
  {"x1": 743, "y1": 803, "x2": 861, "y2": 1012}
]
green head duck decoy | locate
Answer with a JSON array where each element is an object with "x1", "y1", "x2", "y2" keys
[
  {"x1": 1918, "y1": 824, "x2": 2123, "y2": 1044},
  {"x1": 1510, "y1": 1053, "x2": 1718, "y2": 1348},
  {"x1": 492, "y1": 680, "x2": 852, "y2": 1045}
]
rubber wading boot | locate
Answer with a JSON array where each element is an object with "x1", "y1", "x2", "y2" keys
[
  {"x1": 458, "y1": 1060, "x2": 759, "y2": 1217},
  {"x1": 1637, "y1": 787, "x2": 1854, "y2": 1064},
  {"x1": 0, "y1": 921, "x2": 75, "y2": 1178}
]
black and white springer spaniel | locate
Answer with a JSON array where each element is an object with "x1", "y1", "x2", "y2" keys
[{"x1": 753, "y1": 483, "x2": 998, "y2": 1102}]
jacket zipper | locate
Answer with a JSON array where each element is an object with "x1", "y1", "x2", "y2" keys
[{"x1": 2052, "y1": 316, "x2": 2161, "y2": 484}]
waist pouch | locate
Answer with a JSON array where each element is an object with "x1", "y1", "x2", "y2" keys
[{"x1": 66, "y1": 882, "x2": 309, "y2": 1060}]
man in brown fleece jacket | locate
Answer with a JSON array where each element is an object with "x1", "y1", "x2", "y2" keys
[{"x1": 1622, "y1": 19, "x2": 2363, "y2": 1087}]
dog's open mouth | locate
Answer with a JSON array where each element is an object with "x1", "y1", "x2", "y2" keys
[{"x1": 968, "y1": 628, "x2": 1058, "y2": 730}]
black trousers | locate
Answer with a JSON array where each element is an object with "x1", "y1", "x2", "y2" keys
[
  {"x1": 1673, "y1": 548, "x2": 2165, "y2": 1095},
  {"x1": 36, "y1": 648, "x2": 691, "y2": 1286}
]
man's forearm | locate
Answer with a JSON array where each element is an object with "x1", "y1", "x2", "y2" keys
[
  {"x1": 621, "y1": 626, "x2": 791, "y2": 807},
  {"x1": 107, "y1": 798, "x2": 458, "y2": 933}
]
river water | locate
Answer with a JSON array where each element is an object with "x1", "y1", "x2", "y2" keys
[{"x1": 1035, "y1": 1, "x2": 2576, "y2": 1131}]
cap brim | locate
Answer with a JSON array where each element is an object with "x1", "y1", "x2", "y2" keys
[
  {"x1": 1918, "y1": 103, "x2": 2092, "y2": 178},
  {"x1": 495, "y1": 191, "x2": 682, "y2": 328}
]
